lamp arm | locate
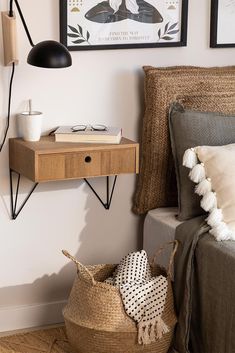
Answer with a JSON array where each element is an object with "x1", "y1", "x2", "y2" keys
[
  {"x1": 9, "y1": 0, "x2": 35, "y2": 47},
  {"x1": 9, "y1": 0, "x2": 13, "y2": 17}
]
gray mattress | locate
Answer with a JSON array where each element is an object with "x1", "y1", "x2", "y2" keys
[{"x1": 143, "y1": 208, "x2": 182, "y2": 269}]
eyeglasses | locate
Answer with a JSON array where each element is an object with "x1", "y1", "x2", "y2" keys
[{"x1": 71, "y1": 124, "x2": 107, "y2": 132}]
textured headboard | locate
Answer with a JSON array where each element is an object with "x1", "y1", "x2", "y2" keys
[{"x1": 133, "y1": 66, "x2": 235, "y2": 215}]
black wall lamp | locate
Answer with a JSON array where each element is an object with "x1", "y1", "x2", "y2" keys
[{"x1": 0, "y1": 0, "x2": 72, "y2": 150}]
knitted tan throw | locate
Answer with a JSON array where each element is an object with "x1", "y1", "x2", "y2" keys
[{"x1": 133, "y1": 65, "x2": 235, "y2": 214}]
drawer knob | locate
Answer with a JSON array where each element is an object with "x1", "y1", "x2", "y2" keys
[{"x1": 85, "y1": 156, "x2": 92, "y2": 163}]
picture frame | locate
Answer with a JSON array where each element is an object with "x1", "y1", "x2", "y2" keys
[
  {"x1": 60, "y1": 0, "x2": 188, "y2": 51},
  {"x1": 210, "y1": 0, "x2": 235, "y2": 48}
]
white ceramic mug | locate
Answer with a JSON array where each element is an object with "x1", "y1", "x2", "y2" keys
[{"x1": 18, "y1": 111, "x2": 43, "y2": 142}]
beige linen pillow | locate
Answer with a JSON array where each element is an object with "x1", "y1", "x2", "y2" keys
[{"x1": 183, "y1": 144, "x2": 235, "y2": 241}]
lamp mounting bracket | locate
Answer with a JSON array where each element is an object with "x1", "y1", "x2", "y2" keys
[{"x1": 1, "y1": 0, "x2": 35, "y2": 66}]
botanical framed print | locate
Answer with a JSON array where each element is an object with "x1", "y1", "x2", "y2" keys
[
  {"x1": 60, "y1": 0, "x2": 188, "y2": 50},
  {"x1": 211, "y1": 0, "x2": 235, "y2": 47}
]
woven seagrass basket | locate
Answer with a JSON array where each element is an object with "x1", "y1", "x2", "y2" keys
[{"x1": 62, "y1": 241, "x2": 178, "y2": 353}]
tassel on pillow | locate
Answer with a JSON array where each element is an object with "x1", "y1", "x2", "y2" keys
[
  {"x1": 201, "y1": 191, "x2": 217, "y2": 212},
  {"x1": 209, "y1": 222, "x2": 232, "y2": 241},
  {"x1": 183, "y1": 148, "x2": 198, "y2": 168},
  {"x1": 206, "y1": 208, "x2": 223, "y2": 227},
  {"x1": 195, "y1": 178, "x2": 212, "y2": 196},
  {"x1": 189, "y1": 163, "x2": 206, "y2": 183}
]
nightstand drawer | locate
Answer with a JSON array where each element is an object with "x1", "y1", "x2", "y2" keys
[
  {"x1": 8, "y1": 137, "x2": 139, "y2": 217},
  {"x1": 37, "y1": 147, "x2": 137, "y2": 181},
  {"x1": 9, "y1": 137, "x2": 139, "y2": 182}
]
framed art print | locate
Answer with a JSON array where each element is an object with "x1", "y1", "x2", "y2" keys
[
  {"x1": 211, "y1": 0, "x2": 235, "y2": 47},
  {"x1": 60, "y1": 0, "x2": 188, "y2": 50}
]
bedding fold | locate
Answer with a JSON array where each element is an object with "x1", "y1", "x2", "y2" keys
[{"x1": 173, "y1": 215, "x2": 235, "y2": 353}]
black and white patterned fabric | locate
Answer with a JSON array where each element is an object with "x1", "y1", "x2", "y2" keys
[
  {"x1": 105, "y1": 250, "x2": 168, "y2": 344},
  {"x1": 114, "y1": 250, "x2": 152, "y2": 286}
]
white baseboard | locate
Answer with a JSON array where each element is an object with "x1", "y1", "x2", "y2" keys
[{"x1": 0, "y1": 300, "x2": 67, "y2": 333}]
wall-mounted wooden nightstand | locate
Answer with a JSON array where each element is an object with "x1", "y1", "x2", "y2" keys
[{"x1": 9, "y1": 136, "x2": 139, "y2": 219}]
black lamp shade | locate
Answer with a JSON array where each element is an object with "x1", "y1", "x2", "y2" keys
[{"x1": 27, "y1": 40, "x2": 72, "y2": 68}]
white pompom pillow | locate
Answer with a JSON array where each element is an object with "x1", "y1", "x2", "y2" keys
[{"x1": 183, "y1": 143, "x2": 235, "y2": 241}]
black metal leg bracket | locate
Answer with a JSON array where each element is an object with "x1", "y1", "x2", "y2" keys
[
  {"x1": 10, "y1": 169, "x2": 38, "y2": 220},
  {"x1": 9, "y1": 172, "x2": 117, "y2": 219},
  {"x1": 84, "y1": 176, "x2": 117, "y2": 210}
]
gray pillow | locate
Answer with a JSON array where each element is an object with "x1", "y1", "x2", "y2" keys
[{"x1": 169, "y1": 103, "x2": 235, "y2": 220}]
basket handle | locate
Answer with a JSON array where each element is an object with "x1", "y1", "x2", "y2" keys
[
  {"x1": 62, "y1": 250, "x2": 96, "y2": 285},
  {"x1": 151, "y1": 240, "x2": 178, "y2": 279}
]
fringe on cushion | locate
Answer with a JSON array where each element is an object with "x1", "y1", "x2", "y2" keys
[
  {"x1": 209, "y1": 222, "x2": 233, "y2": 241},
  {"x1": 195, "y1": 178, "x2": 212, "y2": 196},
  {"x1": 138, "y1": 317, "x2": 169, "y2": 345},
  {"x1": 189, "y1": 163, "x2": 206, "y2": 183},
  {"x1": 183, "y1": 148, "x2": 198, "y2": 168},
  {"x1": 183, "y1": 147, "x2": 235, "y2": 242},
  {"x1": 200, "y1": 191, "x2": 217, "y2": 212},
  {"x1": 206, "y1": 208, "x2": 223, "y2": 227}
]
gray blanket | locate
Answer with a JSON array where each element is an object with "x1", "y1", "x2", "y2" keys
[{"x1": 173, "y1": 215, "x2": 235, "y2": 353}]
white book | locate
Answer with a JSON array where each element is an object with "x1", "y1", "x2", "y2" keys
[{"x1": 54, "y1": 126, "x2": 122, "y2": 144}]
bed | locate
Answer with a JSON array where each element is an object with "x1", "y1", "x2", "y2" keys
[
  {"x1": 143, "y1": 208, "x2": 180, "y2": 268},
  {"x1": 138, "y1": 65, "x2": 235, "y2": 353}
]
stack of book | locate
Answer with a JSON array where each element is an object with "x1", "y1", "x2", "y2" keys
[{"x1": 54, "y1": 126, "x2": 122, "y2": 144}]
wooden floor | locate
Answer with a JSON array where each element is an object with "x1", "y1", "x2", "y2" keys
[
  {"x1": 0, "y1": 323, "x2": 64, "y2": 338},
  {"x1": 0, "y1": 325, "x2": 175, "y2": 353},
  {"x1": 0, "y1": 324, "x2": 70, "y2": 353}
]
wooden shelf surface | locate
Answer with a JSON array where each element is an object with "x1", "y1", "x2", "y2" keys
[{"x1": 10, "y1": 136, "x2": 138, "y2": 154}]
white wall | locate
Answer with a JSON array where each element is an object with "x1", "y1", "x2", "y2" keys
[{"x1": 0, "y1": 0, "x2": 235, "y2": 332}]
